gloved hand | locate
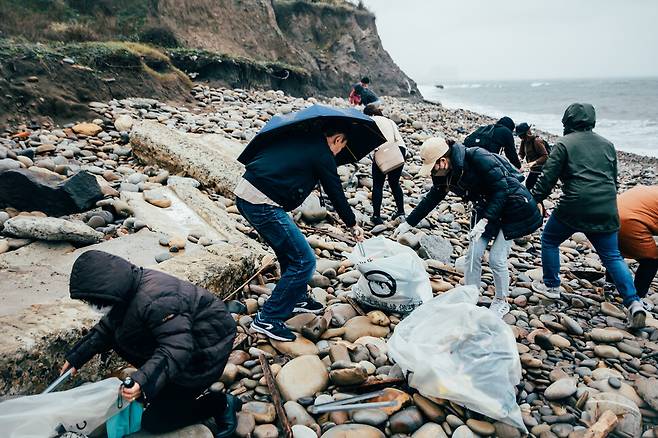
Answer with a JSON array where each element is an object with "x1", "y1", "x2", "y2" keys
[
  {"x1": 468, "y1": 218, "x2": 488, "y2": 241},
  {"x1": 350, "y1": 225, "x2": 365, "y2": 242},
  {"x1": 392, "y1": 221, "x2": 412, "y2": 239}
]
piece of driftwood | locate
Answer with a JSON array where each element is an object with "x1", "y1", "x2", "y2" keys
[
  {"x1": 259, "y1": 354, "x2": 293, "y2": 438},
  {"x1": 583, "y1": 410, "x2": 619, "y2": 438}
]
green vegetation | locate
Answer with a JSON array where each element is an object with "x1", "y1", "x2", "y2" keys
[
  {"x1": 168, "y1": 48, "x2": 310, "y2": 79},
  {"x1": 273, "y1": 0, "x2": 371, "y2": 16},
  {"x1": 0, "y1": 0, "x2": 157, "y2": 42},
  {"x1": 0, "y1": 39, "x2": 190, "y2": 86}
]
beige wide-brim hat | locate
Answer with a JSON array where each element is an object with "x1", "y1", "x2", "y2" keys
[{"x1": 418, "y1": 137, "x2": 449, "y2": 177}]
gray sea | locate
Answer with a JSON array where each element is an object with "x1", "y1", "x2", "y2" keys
[{"x1": 420, "y1": 78, "x2": 658, "y2": 157}]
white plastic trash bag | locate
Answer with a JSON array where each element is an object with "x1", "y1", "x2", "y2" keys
[
  {"x1": 387, "y1": 285, "x2": 527, "y2": 431},
  {"x1": 0, "y1": 378, "x2": 125, "y2": 438},
  {"x1": 348, "y1": 237, "x2": 432, "y2": 313}
]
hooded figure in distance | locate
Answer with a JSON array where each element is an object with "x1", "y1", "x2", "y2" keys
[
  {"x1": 62, "y1": 251, "x2": 239, "y2": 437},
  {"x1": 531, "y1": 103, "x2": 646, "y2": 329}
]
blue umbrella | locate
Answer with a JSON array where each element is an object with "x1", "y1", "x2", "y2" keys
[{"x1": 237, "y1": 104, "x2": 387, "y2": 166}]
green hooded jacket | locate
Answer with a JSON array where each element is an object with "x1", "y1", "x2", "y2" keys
[{"x1": 532, "y1": 103, "x2": 620, "y2": 233}]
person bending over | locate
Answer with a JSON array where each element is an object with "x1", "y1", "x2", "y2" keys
[
  {"x1": 393, "y1": 138, "x2": 542, "y2": 318},
  {"x1": 62, "y1": 251, "x2": 239, "y2": 437}
]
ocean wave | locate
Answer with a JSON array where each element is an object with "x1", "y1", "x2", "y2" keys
[{"x1": 530, "y1": 82, "x2": 550, "y2": 87}]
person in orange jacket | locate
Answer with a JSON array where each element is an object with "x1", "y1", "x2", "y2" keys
[{"x1": 617, "y1": 185, "x2": 658, "y2": 311}]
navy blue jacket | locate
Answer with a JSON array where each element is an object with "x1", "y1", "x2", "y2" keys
[
  {"x1": 407, "y1": 144, "x2": 541, "y2": 240},
  {"x1": 242, "y1": 132, "x2": 356, "y2": 227}
]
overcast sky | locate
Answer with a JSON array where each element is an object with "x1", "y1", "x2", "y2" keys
[{"x1": 361, "y1": 0, "x2": 658, "y2": 84}]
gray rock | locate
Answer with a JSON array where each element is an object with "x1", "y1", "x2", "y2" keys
[
  {"x1": 417, "y1": 234, "x2": 453, "y2": 263},
  {"x1": 296, "y1": 194, "x2": 327, "y2": 223},
  {"x1": 636, "y1": 377, "x2": 658, "y2": 411},
  {"x1": 3, "y1": 217, "x2": 103, "y2": 244},
  {"x1": 0, "y1": 158, "x2": 21, "y2": 172},
  {"x1": 352, "y1": 408, "x2": 389, "y2": 426},
  {"x1": 585, "y1": 392, "x2": 642, "y2": 438},
  {"x1": 544, "y1": 378, "x2": 577, "y2": 400}
]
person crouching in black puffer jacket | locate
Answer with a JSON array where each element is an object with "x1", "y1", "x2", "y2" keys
[
  {"x1": 393, "y1": 138, "x2": 542, "y2": 318},
  {"x1": 61, "y1": 250, "x2": 239, "y2": 437}
]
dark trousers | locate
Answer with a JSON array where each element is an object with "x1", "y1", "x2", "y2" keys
[
  {"x1": 236, "y1": 197, "x2": 316, "y2": 320},
  {"x1": 141, "y1": 385, "x2": 227, "y2": 434},
  {"x1": 371, "y1": 161, "x2": 405, "y2": 218},
  {"x1": 525, "y1": 171, "x2": 541, "y2": 191},
  {"x1": 635, "y1": 259, "x2": 658, "y2": 297}
]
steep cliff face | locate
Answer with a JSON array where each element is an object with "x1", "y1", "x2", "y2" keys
[
  {"x1": 0, "y1": 0, "x2": 418, "y2": 99},
  {"x1": 149, "y1": 0, "x2": 418, "y2": 98},
  {"x1": 272, "y1": 1, "x2": 417, "y2": 98}
]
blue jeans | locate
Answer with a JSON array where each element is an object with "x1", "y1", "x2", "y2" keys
[
  {"x1": 236, "y1": 197, "x2": 316, "y2": 320},
  {"x1": 541, "y1": 215, "x2": 640, "y2": 306}
]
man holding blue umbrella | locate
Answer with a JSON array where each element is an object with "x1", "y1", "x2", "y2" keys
[{"x1": 234, "y1": 105, "x2": 383, "y2": 341}]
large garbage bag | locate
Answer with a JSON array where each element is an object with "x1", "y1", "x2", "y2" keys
[
  {"x1": 387, "y1": 285, "x2": 527, "y2": 431},
  {"x1": 0, "y1": 378, "x2": 125, "y2": 438},
  {"x1": 347, "y1": 237, "x2": 432, "y2": 313}
]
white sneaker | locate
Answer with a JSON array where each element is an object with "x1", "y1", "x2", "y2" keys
[
  {"x1": 489, "y1": 297, "x2": 511, "y2": 319},
  {"x1": 628, "y1": 301, "x2": 647, "y2": 329},
  {"x1": 641, "y1": 297, "x2": 655, "y2": 312}
]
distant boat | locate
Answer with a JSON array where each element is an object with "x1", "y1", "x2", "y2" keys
[{"x1": 435, "y1": 84, "x2": 444, "y2": 89}]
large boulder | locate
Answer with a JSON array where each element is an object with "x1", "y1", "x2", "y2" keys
[
  {"x1": 130, "y1": 120, "x2": 244, "y2": 199},
  {"x1": 0, "y1": 169, "x2": 104, "y2": 216},
  {"x1": 3, "y1": 217, "x2": 103, "y2": 244}
]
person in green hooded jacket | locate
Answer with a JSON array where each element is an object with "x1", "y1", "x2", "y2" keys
[{"x1": 531, "y1": 103, "x2": 646, "y2": 328}]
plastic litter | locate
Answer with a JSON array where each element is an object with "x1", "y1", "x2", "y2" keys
[
  {"x1": 387, "y1": 285, "x2": 527, "y2": 431},
  {"x1": 0, "y1": 378, "x2": 125, "y2": 438},
  {"x1": 348, "y1": 236, "x2": 432, "y2": 313}
]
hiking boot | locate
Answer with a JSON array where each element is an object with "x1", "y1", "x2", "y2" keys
[
  {"x1": 251, "y1": 313, "x2": 296, "y2": 342},
  {"x1": 393, "y1": 211, "x2": 406, "y2": 220},
  {"x1": 292, "y1": 296, "x2": 324, "y2": 314},
  {"x1": 532, "y1": 281, "x2": 561, "y2": 300},
  {"x1": 628, "y1": 301, "x2": 647, "y2": 329},
  {"x1": 214, "y1": 394, "x2": 242, "y2": 438},
  {"x1": 489, "y1": 297, "x2": 511, "y2": 319},
  {"x1": 641, "y1": 297, "x2": 655, "y2": 312},
  {"x1": 371, "y1": 215, "x2": 384, "y2": 225}
]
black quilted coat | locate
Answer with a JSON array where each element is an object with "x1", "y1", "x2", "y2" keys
[
  {"x1": 66, "y1": 251, "x2": 237, "y2": 400},
  {"x1": 407, "y1": 143, "x2": 542, "y2": 240}
]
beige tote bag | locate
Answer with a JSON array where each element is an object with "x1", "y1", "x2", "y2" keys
[{"x1": 372, "y1": 116, "x2": 405, "y2": 174}]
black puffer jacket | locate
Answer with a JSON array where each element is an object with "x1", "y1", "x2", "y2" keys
[
  {"x1": 66, "y1": 251, "x2": 237, "y2": 400},
  {"x1": 407, "y1": 143, "x2": 542, "y2": 240}
]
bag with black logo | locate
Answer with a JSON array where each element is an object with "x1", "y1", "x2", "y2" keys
[{"x1": 347, "y1": 237, "x2": 432, "y2": 313}]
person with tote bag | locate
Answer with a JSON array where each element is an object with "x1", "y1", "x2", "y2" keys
[{"x1": 364, "y1": 105, "x2": 406, "y2": 225}]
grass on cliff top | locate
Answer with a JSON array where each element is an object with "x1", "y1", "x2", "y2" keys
[
  {"x1": 273, "y1": 0, "x2": 371, "y2": 16},
  {"x1": 168, "y1": 47, "x2": 311, "y2": 78},
  {"x1": 0, "y1": 39, "x2": 191, "y2": 86}
]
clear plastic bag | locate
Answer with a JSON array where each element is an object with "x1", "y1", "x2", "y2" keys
[
  {"x1": 387, "y1": 285, "x2": 527, "y2": 431},
  {"x1": 347, "y1": 237, "x2": 432, "y2": 313},
  {"x1": 0, "y1": 378, "x2": 125, "y2": 438}
]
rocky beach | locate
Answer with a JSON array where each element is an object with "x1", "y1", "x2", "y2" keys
[{"x1": 2, "y1": 84, "x2": 658, "y2": 438}]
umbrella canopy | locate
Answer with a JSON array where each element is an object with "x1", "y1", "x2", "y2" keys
[{"x1": 237, "y1": 104, "x2": 387, "y2": 166}]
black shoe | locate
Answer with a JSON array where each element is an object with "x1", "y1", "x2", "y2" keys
[
  {"x1": 371, "y1": 215, "x2": 384, "y2": 225},
  {"x1": 292, "y1": 296, "x2": 324, "y2": 315},
  {"x1": 251, "y1": 313, "x2": 296, "y2": 341},
  {"x1": 214, "y1": 394, "x2": 242, "y2": 438},
  {"x1": 393, "y1": 211, "x2": 406, "y2": 220}
]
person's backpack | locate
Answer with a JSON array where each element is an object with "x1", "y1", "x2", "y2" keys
[
  {"x1": 542, "y1": 139, "x2": 553, "y2": 155},
  {"x1": 463, "y1": 124, "x2": 497, "y2": 151}
]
